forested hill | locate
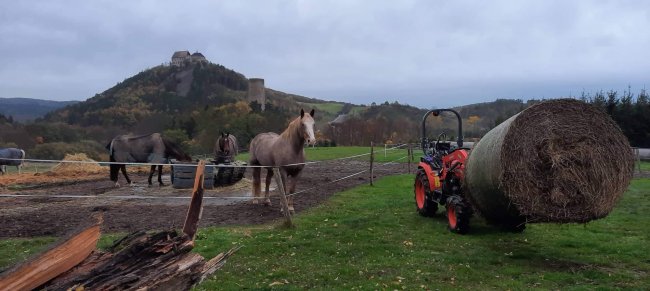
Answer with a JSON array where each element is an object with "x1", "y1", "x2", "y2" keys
[
  {"x1": 0, "y1": 97, "x2": 78, "y2": 122},
  {"x1": 2, "y1": 58, "x2": 563, "y2": 159},
  {"x1": 43, "y1": 62, "x2": 249, "y2": 128}
]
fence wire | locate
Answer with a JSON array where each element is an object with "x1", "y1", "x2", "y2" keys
[{"x1": 1, "y1": 145, "x2": 413, "y2": 201}]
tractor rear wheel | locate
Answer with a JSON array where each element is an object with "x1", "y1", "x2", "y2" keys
[
  {"x1": 446, "y1": 196, "x2": 471, "y2": 234},
  {"x1": 414, "y1": 169, "x2": 437, "y2": 217}
]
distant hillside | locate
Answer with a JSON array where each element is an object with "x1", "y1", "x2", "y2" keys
[
  {"x1": 44, "y1": 62, "x2": 249, "y2": 128},
  {"x1": 0, "y1": 98, "x2": 78, "y2": 122},
  {"x1": 14, "y1": 57, "x2": 539, "y2": 157}
]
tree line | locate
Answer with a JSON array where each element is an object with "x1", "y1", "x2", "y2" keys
[{"x1": 581, "y1": 88, "x2": 650, "y2": 147}]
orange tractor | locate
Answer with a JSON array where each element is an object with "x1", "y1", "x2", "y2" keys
[{"x1": 414, "y1": 109, "x2": 473, "y2": 234}]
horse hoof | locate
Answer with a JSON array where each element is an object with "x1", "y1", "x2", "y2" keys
[
  {"x1": 129, "y1": 183, "x2": 135, "y2": 187},
  {"x1": 252, "y1": 198, "x2": 259, "y2": 205},
  {"x1": 264, "y1": 199, "x2": 272, "y2": 206},
  {"x1": 289, "y1": 206, "x2": 295, "y2": 213},
  {"x1": 114, "y1": 182, "x2": 120, "y2": 188}
]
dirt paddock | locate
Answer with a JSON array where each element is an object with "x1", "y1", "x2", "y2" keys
[{"x1": 0, "y1": 161, "x2": 407, "y2": 237}]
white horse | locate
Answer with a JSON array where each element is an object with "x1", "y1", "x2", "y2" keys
[{"x1": 249, "y1": 109, "x2": 316, "y2": 212}]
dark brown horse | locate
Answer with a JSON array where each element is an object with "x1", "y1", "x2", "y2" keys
[
  {"x1": 249, "y1": 109, "x2": 316, "y2": 211},
  {"x1": 214, "y1": 132, "x2": 238, "y2": 164},
  {"x1": 106, "y1": 133, "x2": 191, "y2": 186}
]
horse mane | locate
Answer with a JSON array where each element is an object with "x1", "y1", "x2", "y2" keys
[
  {"x1": 162, "y1": 138, "x2": 190, "y2": 161},
  {"x1": 280, "y1": 117, "x2": 303, "y2": 142}
]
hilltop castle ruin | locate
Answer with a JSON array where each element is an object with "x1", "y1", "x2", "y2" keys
[{"x1": 171, "y1": 50, "x2": 207, "y2": 66}]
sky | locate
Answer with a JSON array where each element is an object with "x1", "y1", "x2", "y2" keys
[{"x1": 1, "y1": 0, "x2": 649, "y2": 108}]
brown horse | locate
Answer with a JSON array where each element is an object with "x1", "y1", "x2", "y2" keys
[
  {"x1": 107, "y1": 133, "x2": 192, "y2": 187},
  {"x1": 249, "y1": 109, "x2": 316, "y2": 211},
  {"x1": 214, "y1": 132, "x2": 238, "y2": 164}
]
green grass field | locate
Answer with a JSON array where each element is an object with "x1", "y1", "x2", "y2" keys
[
  {"x1": 191, "y1": 176, "x2": 649, "y2": 290},
  {"x1": 640, "y1": 160, "x2": 650, "y2": 171},
  {"x1": 2, "y1": 167, "x2": 648, "y2": 289},
  {"x1": 237, "y1": 146, "x2": 412, "y2": 164},
  {"x1": 297, "y1": 102, "x2": 345, "y2": 116}
]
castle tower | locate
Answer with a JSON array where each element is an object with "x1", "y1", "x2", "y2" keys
[{"x1": 247, "y1": 78, "x2": 266, "y2": 111}]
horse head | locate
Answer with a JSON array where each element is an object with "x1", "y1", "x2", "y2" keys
[
  {"x1": 219, "y1": 132, "x2": 232, "y2": 154},
  {"x1": 162, "y1": 138, "x2": 192, "y2": 162},
  {"x1": 300, "y1": 109, "x2": 316, "y2": 145}
]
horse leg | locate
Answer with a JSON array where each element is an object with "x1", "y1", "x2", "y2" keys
[
  {"x1": 287, "y1": 173, "x2": 301, "y2": 213},
  {"x1": 252, "y1": 167, "x2": 261, "y2": 204},
  {"x1": 158, "y1": 165, "x2": 165, "y2": 186},
  {"x1": 148, "y1": 165, "x2": 156, "y2": 186},
  {"x1": 264, "y1": 169, "x2": 273, "y2": 206},
  {"x1": 278, "y1": 169, "x2": 290, "y2": 213},
  {"x1": 17, "y1": 165, "x2": 21, "y2": 175},
  {"x1": 121, "y1": 165, "x2": 133, "y2": 186}
]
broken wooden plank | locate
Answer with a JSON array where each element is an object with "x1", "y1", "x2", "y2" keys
[
  {"x1": 183, "y1": 160, "x2": 206, "y2": 240},
  {"x1": 0, "y1": 220, "x2": 101, "y2": 291}
]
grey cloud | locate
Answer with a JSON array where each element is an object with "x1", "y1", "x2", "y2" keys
[{"x1": 1, "y1": 0, "x2": 649, "y2": 108}]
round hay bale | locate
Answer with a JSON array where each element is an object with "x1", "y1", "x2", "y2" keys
[
  {"x1": 51, "y1": 153, "x2": 103, "y2": 174},
  {"x1": 465, "y1": 99, "x2": 634, "y2": 225}
]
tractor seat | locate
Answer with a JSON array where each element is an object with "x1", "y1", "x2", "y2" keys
[{"x1": 435, "y1": 142, "x2": 451, "y2": 152}]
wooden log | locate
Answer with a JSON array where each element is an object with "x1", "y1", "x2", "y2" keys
[
  {"x1": 43, "y1": 230, "x2": 239, "y2": 290},
  {"x1": 0, "y1": 219, "x2": 101, "y2": 291}
]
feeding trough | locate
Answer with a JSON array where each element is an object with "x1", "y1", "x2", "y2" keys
[
  {"x1": 213, "y1": 161, "x2": 247, "y2": 186},
  {"x1": 171, "y1": 160, "x2": 215, "y2": 189}
]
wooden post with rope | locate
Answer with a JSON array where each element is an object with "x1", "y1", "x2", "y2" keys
[
  {"x1": 408, "y1": 144, "x2": 412, "y2": 174},
  {"x1": 272, "y1": 167, "x2": 294, "y2": 227},
  {"x1": 633, "y1": 148, "x2": 641, "y2": 173},
  {"x1": 370, "y1": 142, "x2": 375, "y2": 186}
]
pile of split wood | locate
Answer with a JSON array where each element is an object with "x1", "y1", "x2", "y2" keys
[{"x1": 0, "y1": 161, "x2": 236, "y2": 290}]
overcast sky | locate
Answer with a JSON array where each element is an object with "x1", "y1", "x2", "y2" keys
[{"x1": 1, "y1": 0, "x2": 649, "y2": 108}]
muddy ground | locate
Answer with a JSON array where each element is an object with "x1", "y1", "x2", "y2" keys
[{"x1": 0, "y1": 161, "x2": 409, "y2": 238}]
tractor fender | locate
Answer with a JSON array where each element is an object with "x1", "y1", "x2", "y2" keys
[{"x1": 418, "y1": 162, "x2": 441, "y2": 192}]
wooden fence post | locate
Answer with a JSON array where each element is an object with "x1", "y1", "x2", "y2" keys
[
  {"x1": 183, "y1": 160, "x2": 206, "y2": 240},
  {"x1": 408, "y1": 144, "x2": 412, "y2": 174},
  {"x1": 370, "y1": 142, "x2": 374, "y2": 186},
  {"x1": 272, "y1": 167, "x2": 294, "y2": 227},
  {"x1": 634, "y1": 148, "x2": 641, "y2": 173}
]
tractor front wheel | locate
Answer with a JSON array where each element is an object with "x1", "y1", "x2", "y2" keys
[
  {"x1": 414, "y1": 169, "x2": 437, "y2": 217},
  {"x1": 446, "y1": 196, "x2": 471, "y2": 234}
]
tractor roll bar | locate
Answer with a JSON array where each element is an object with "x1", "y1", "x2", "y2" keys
[{"x1": 421, "y1": 108, "x2": 464, "y2": 152}]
